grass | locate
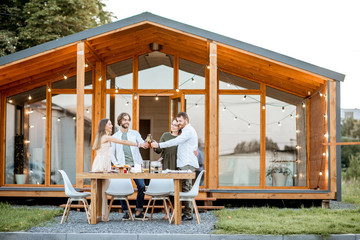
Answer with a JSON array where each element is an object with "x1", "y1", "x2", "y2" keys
[
  {"x1": 213, "y1": 207, "x2": 360, "y2": 235},
  {"x1": 342, "y1": 179, "x2": 360, "y2": 205},
  {"x1": 0, "y1": 202, "x2": 63, "y2": 232}
]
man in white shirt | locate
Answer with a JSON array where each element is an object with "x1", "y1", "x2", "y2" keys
[
  {"x1": 151, "y1": 112, "x2": 198, "y2": 221},
  {"x1": 110, "y1": 112, "x2": 148, "y2": 220}
]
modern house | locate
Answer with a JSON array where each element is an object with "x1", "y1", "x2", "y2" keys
[{"x1": 0, "y1": 12, "x2": 344, "y2": 202}]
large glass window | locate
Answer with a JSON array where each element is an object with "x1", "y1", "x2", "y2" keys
[
  {"x1": 219, "y1": 70, "x2": 260, "y2": 90},
  {"x1": 138, "y1": 52, "x2": 173, "y2": 89},
  {"x1": 265, "y1": 87, "x2": 307, "y2": 187},
  {"x1": 106, "y1": 58, "x2": 133, "y2": 89},
  {"x1": 51, "y1": 94, "x2": 92, "y2": 185},
  {"x1": 5, "y1": 86, "x2": 46, "y2": 185},
  {"x1": 179, "y1": 58, "x2": 205, "y2": 89},
  {"x1": 219, "y1": 95, "x2": 260, "y2": 186},
  {"x1": 52, "y1": 71, "x2": 93, "y2": 89}
]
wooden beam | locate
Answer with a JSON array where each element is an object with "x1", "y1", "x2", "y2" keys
[
  {"x1": 208, "y1": 42, "x2": 218, "y2": 189},
  {"x1": 84, "y1": 41, "x2": 104, "y2": 62},
  {"x1": 218, "y1": 89, "x2": 261, "y2": 95},
  {"x1": 329, "y1": 81, "x2": 337, "y2": 194},
  {"x1": 92, "y1": 61, "x2": 103, "y2": 165},
  {"x1": 45, "y1": 83, "x2": 52, "y2": 186},
  {"x1": 132, "y1": 56, "x2": 139, "y2": 131},
  {"x1": 260, "y1": 83, "x2": 266, "y2": 188},
  {"x1": 323, "y1": 142, "x2": 360, "y2": 146},
  {"x1": 0, "y1": 94, "x2": 6, "y2": 186},
  {"x1": 174, "y1": 56, "x2": 179, "y2": 90},
  {"x1": 76, "y1": 42, "x2": 85, "y2": 187}
]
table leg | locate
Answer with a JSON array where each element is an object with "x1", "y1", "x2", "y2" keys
[
  {"x1": 90, "y1": 179, "x2": 97, "y2": 224},
  {"x1": 96, "y1": 179, "x2": 103, "y2": 222},
  {"x1": 173, "y1": 179, "x2": 182, "y2": 225}
]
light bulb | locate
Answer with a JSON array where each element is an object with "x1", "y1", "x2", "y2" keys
[
  {"x1": 125, "y1": 101, "x2": 129, "y2": 106},
  {"x1": 8, "y1": 99, "x2": 13, "y2": 103},
  {"x1": 262, "y1": 104, "x2": 266, "y2": 110},
  {"x1": 85, "y1": 64, "x2": 88, "y2": 68},
  {"x1": 319, "y1": 91, "x2": 323, "y2": 97},
  {"x1": 48, "y1": 87, "x2": 51, "y2": 92},
  {"x1": 155, "y1": 96, "x2": 159, "y2": 101},
  {"x1": 296, "y1": 145, "x2": 301, "y2": 149},
  {"x1": 28, "y1": 95, "x2": 32, "y2": 100},
  {"x1": 195, "y1": 103, "x2": 199, "y2": 108},
  {"x1": 323, "y1": 152, "x2": 326, "y2": 156},
  {"x1": 248, "y1": 123, "x2": 251, "y2": 128},
  {"x1": 57, "y1": 118, "x2": 61, "y2": 122},
  {"x1": 227, "y1": 83, "x2": 231, "y2": 88},
  {"x1": 290, "y1": 114, "x2": 293, "y2": 118},
  {"x1": 324, "y1": 133, "x2": 329, "y2": 138},
  {"x1": 192, "y1": 78, "x2": 195, "y2": 83},
  {"x1": 302, "y1": 102, "x2": 306, "y2": 108},
  {"x1": 134, "y1": 94, "x2": 137, "y2": 100},
  {"x1": 282, "y1": 106, "x2": 285, "y2": 112},
  {"x1": 296, "y1": 129, "x2": 300, "y2": 133},
  {"x1": 223, "y1": 107, "x2": 226, "y2": 111},
  {"x1": 278, "y1": 121, "x2": 281, "y2": 126},
  {"x1": 234, "y1": 116, "x2": 237, "y2": 120},
  {"x1": 73, "y1": 117, "x2": 76, "y2": 120},
  {"x1": 86, "y1": 109, "x2": 89, "y2": 113},
  {"x1": 243, "y1": 95, "x2": 247, "y2": 101},
  {"x1": 115, "y1": 88, "x2": 118, "y2": 93},
  {"x1": 207, "y1": 65, "x2": 210, "y2": 69},
  {"x1": 319, "y1": 171, "x2": 323, "y2": 176},
  {"x1": 176, "y1": 88, "x2": 179, "y2": 92},
  {"x1": 63, "y1": 74, "x2": 67, "y2": 79},
  {"x1": 98, "y1": 76, "x2": 102, "y2": 81},
  {"x1": 42, "y1": 116, "x2": 46, "y2": 120}
]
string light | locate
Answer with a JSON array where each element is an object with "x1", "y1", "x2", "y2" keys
[
  {"x1": 324, "y1": 133, "x2": 329, "y2": 138},
  {"x1": 296, "y1": 129, "x2": 300, "y2": 133},
  {"x1": 125, "y1": 101, "x2": 129, "y2": 106},
  {"x1": 42, "y1": 116, "x2": 46, "y2": 120},
  {"x1": 234, "y1": 116, "x2": 238, "y2": 120},
  {"x1": 191, "y1": 77, "x2": 195, "y2": 83},
  {"x1": 155, "y1": 95, "x2": 159, "y2": 101},
  {"x1": 85, "y1": 64, "x2": 88, "y2": 68},
  {"x1": 57, "y1": 118, "x2": 61, "y2": 122},
  {"x1": 243, "y1": 95, "x2": 247, "y2": 101},
  {"x1": 28, "y1": 95, "x2": 32, "y2": 100},
  {"x1": 86, "y1": 109, "x2": 90, "y2": 113},
  {"x1": 290, "y1": 114, "x2": 293, "y2": 118},
  {"x1": 206, "y1": 65, "x2": 210, "y2": 69},
  {"x1": 8, "y1": 99, "x2": 13, "y2": 103},
  {"x1": 175, "y1": 88, "x2": 179, "y2": 92},
  {"x1": 282, "y1": 106, "x2": 285, "y2": 112},
  {"x1": 30, "y1": 125, "x2": 35, "y2": 128},
  {"x1": 302, "y1": 102, "x2": 306, "y2": 108},
  {"x1": 134, "y1": 94, "x2": 137, "y2": 100},
  {"x1": 324, "y1": 94, "x2": 327, "y2": 98},
  {"x1": 63, "y1": 74, "x2": 67, "y2": 80},
  {"x1": 323, "y1": 152, "x2": 326, "y2": 156},
  {"x1": 319, "y1": 91, "x2": 323, "y2": 97},
  {"x1": 222, "y1": 106, "x2": 226, "y2": 111},
  {"x1": 278, "y1": 121, "x2": 281, "y2": 126},
  {"x1": 73, "y1": 117, "x2": 76, "y2": 120},
  {"x1": 98, "y1": 76, "x2": 102, "y2": 82},
  {"x1": 296, "y1": 145, "x2": 301, "y2": 149},
  {"x1": 248, "y1": 123, "x2": 251, "y2": 128},
  {"x1": 47, "y1": 87, "x2": 51, "y2": 92},
  {"x1": 296, "y1": 114, "x2": 299, "y2": 119},
  {"x1": 262, "y1": 104, "x2": 266, "y2": 110},
  {"x1": 324, "y1": 114, "x2": 327, "y2": 119},
  {"x1": 319, "y1": 171, "x2": 323, "y2": 176},
  {"x1": 227, "y1": 83, "x2": 231, "y2": 88},
  {"x1": 115, "y1": 87, "x2": 119, "y2": 93},
  {"x1": 24, "y1": 140, "x2": 30, "y2": 144},
  {"x1": 195, "y1": 103, "x2": 199, "y2": 107}
]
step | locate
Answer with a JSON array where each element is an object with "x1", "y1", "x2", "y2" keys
[{"x1": 59, "y1": 204, "x2": 224, "y2": 210}]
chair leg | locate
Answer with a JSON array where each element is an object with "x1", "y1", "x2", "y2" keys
[
  {"x1": 61, "y1": 198, "x2": 70, "y2": 224},
  {"x1": 167, "y1": 197, "x2": 173, "y2": 213},
  {"x1": 65, "y1": 200, "x2": 72, "y2": 222},
  {"x1": 192, "y1": 198, "x2": 201, "y2": 224},
  {"x1": 143, "y1": 197, "x2": 152, "y2": 221},
  {"x1": 82, "y1": 199, "x2": 91, "y2": 224},
  {"x1": 107, "y1": 197, "x2": 115, "y2": 220},
  {"x1": 150, "y1": 198, "x2": 156, "y2": 220},
  {"x1": 163, "y1": 197, "x2": 171, "y2": 224},
  {"x1": 125, "y1": 198, "x2": 134, "y2": 221}
]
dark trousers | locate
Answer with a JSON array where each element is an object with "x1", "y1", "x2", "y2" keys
[
  {"x1": 179, "y1": 165, "x2": 196, "y2": 217},
  {"x1": 121, "y1": 178, "x2": 145, "y2": 212}
]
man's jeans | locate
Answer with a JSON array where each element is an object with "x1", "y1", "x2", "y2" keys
[
  {"x1": 121, "y1": 178, "x2": 145, "y2": 212},
  {"x1": 179, "y1": 165, "x2": 196, "y2": 217}
]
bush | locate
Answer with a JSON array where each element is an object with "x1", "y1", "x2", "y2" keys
[{"x1": 343, "y1": 153, "x2": 360, "y2": 181}]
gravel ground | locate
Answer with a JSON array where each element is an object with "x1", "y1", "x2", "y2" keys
[
  {"x1": 24, "y1": 200, "x2": 358, "y2": 234},
  {"x1": 27, "y1": 210, "x2": 218, "y2": 234}
]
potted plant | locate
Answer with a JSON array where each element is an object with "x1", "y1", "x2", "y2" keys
[
  {"x1": 14, "y1": 134, "x2": 26, "y2": 184},
  {"x1": 266, "y1": 162, "x2": 292, "y2": 186}
]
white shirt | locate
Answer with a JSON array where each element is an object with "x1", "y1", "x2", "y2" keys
[
  {"x1": 159, "y1": 124, "x2": 199, "y2": 168},
  {"x1": 110, "y1": 129, "x2": 144, "y2": 166}
]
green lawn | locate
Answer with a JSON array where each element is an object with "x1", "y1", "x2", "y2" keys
[
  {"x1": 214, "y1": 207, "x2": 360, "y2": 235},
  {"x1": 342, "y1": 179, "x2": 360, "y2": 205},
  {"x1": 0, "y1": 202, "x2": 63, "y2": 232}
]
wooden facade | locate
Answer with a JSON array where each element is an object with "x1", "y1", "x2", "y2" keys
[{"x1": 0, "y1": 13, "x2": 344, "y2": 201}]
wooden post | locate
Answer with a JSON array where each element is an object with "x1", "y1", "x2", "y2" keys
[
  {"x1": 45, "y1": 83, "x2": 52, "y2": 186},
  {"x1": 100, "y1": 63, "x2": 106, "y2": 119},
  {"x1": 76, "y1": 42, "x2": 85, "y2": 187},
  {"x1": 208, "y1": 42, "x2": 218, "y2": 189},
  {"x1": 92, "y1": 62, "x2": 103, "y2": 166},
  {"x1": 174, "y1": 56, "x2": 179, "y2": 91},
  {"x1": 329, "y1": 81, "x2": 337, "y2": 193},
  {"x1": 260, "y1": 83, "x2": 266, "y2": 188},
  {"x1": 0, "y1": 93, "x2": 6, "y2": 186},
  {"x1": 132, "y1": 56, "x2": 139, "y2": 131}
]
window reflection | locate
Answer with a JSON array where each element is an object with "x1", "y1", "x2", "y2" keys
[
  {"x1": 5, "y1": 87, "x2": 46, "y2": 185},
  {"x1": 179, "y1": 59, "x2": 205, "y2": 89},
  {"x1": 106, "y1": 58, "x2": 133, "y2": 89},
  {"x1": 219, "y1": 70, "x2": 260, "y2": 90},
  {"x1": 52, "y1": 71, "x2": 93, "y2": 89},
  {"x1": 219, "y1": 95, "x2": 260, "y2": 186},
  {"x1": 138, "y1": 52, "x2": 173, "y2": 89}
]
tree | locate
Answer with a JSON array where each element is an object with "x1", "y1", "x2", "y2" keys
[
  {"x1": 234, "y1": 137, "x2": 279, "y2": 154},
  {"x1": 0, "y1": 0, "x2": 114, "y2": 56}
]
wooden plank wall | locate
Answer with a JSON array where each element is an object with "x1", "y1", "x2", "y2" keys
[
  {"x1": 0, "y1": 94, "x2": 5, "y2": 186},
  {"x1": 309, "y1": 86, "x2": 328, "y2": 189}
]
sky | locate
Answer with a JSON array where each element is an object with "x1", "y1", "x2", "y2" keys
[{"x1": 103, "y1": 0, "x2": 360, "y2": 109}]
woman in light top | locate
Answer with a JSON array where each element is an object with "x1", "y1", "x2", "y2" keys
[{"x1": 92, "y1": 118, "x2": 146, "y2": 221}]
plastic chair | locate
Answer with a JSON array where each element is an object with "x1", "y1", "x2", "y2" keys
[
  {"x1": 105, "y1": 179, "x2": 134, "y2": 221},
  {"x1": 58, "y1": 170, "x2": 91, "y2": 224},
  {"x1": 170, "y1": 170, "x2": 205, "y2": 224},
  {"x1": 142, "y1": 179, "x2": 174, "y2": 223}
]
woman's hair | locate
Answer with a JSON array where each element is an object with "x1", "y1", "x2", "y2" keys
[
  {"x1": 92, "y1": 118, "x2": 110, "y2": 150},
  {"x1": 171, "y1": 119, "x2": 182, "y2": 135}
]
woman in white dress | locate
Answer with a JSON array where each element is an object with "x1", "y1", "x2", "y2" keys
[{"x1": 92, "y1": 118, "x2": 146, "y2": 221}]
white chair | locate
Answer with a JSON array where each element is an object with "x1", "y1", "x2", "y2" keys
[
  {"x1": 171, "y1": 170, "x2": 205, "y2": 224},
  {"x1": 105, "y1": 179, "x2": 134, "y2": 221},
  {"x1": 58, "y1": 170, "x2": 91, "y2": 224},
  {"x1": 142, "y1": 179, "x2": 174, "y2": 223}
]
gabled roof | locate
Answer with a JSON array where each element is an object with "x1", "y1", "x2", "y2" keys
[{"x1": 0, "y1": 12, "x2": 344, "y2": 82}]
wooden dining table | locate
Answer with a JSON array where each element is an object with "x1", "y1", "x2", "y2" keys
[{"x1": 76, "y1": 172, "x2": 196, "y2": 225}]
